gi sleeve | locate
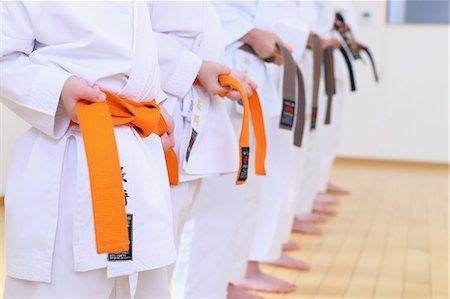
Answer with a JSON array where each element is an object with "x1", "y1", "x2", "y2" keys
[
  {"x1": 212, "y1": 2, "x2": 255, "y2": 47},
  {"x1": 274, "y1": 2, "x2": 311, "y2": 63},
  {"x1": 0, "y1": 2, "x2": 73, "y2": 139},
  {"x1": 153, "y1": 33, "x2": 202, "y2": 99},
  {"x1": 148, "y1": 2, "x2": 202, "y2": 98}
]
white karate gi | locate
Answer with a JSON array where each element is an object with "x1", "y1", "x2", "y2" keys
[
  {"x1": 295, "y1": 0, "x2": 337, "y2": 216},
  {"x1": 272, "y1": 0, "x2": 313, "y2": 244},
  {"x1": 214, "y1": 1, "x2": 289, "y2": 279},
  {"x1": 316, "y1": 1, "x2": 359, "y2": 193},
  {"x1": 150, "y1": 2, "x2": 241, "y2": 298},
  {"x1": 1, "y1": 2, "x2": 175, "y2": 298}
]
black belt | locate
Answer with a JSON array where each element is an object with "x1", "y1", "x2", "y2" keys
[
  {"x1": 323, "y1": 46, "x2": 335, "y2": 125},
  {"x1": 361, "y1": 47, "x2": 379, "y2": 83},
  {"x1": 339, "y1": 46, "x2": 357, "y2": 91}
]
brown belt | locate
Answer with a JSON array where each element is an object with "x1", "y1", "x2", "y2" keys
[
  {"x1": 323, "y1": 46, "x2": 335, "y2": 125},
  {"x1": 239, "y1": 43, "x2": 307, "y2": 147},
  {"x1": 309, "y1": 34, "x2": 323, "y2": 130}
]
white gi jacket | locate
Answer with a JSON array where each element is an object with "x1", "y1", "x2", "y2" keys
[
  {"x1": 1, "y1": 2, "x2": 176, "y2": 283},
  {"x1": 150, "y1": 1, "x2": 239, "y2": 181},
  {"x1": 270, "y1": 0, "x2": 311, "y2": 113},
  {"x1": 213, "y1": 1, "x2": 280, "y2": 118},
  {"x1": 296, "y1": 0, "x2": 325, "y2": 116},
  {"x1": 275, "y1": 1, "x2": 310, "y2": 67}
]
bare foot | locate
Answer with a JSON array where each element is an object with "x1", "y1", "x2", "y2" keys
[
  {"x1": 292, "y1": 221, "x2": 322, "y2": 235},
  {"x1": 227, "y1": 284, "x2": 264, "y2": 299},
  {"x1": 313, "y1": 202, "x2": 336, "y2": 216},
  {"x1": 314, "y1": 193, "x2": 338, "y2": 205},
  {"x1": 327, "y1": 182, "x2": 350, "y2": 194},
  {"x1": 295, "y1": 213, "x2": 327, "y2": 223},
  {"x1": 282, "y1": 241, "x2": 301, "y2": 251},
  {"x1": 265, "y1": 254, "x2": 310, "y2": 271},
  {"x1": 236, "y1": 262, "x2": 296, "y2": 293}
]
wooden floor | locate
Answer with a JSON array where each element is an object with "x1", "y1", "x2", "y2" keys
[{"x1": 0, "y1": 159, "x2": 448, "y2": 298}]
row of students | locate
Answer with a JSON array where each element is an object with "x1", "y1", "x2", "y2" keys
[{"x1": 1, "y1": 1, "x2": 364, "y2": 298}]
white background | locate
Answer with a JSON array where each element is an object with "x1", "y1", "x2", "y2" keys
[{"x1": 337, "y1": 1, "x2": 449, "y2": 164}]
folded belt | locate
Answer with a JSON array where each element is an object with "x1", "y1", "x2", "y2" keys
[
  {"x1": 309, "y1": 34, "x2": 323, "y2": 130},
  {"x1": 239, "y1": 43, "x2": 306, "y2": 147},
  {"x1": 339, "y1": 46, "x2": 357, "y2": 91},
  {"x1": 361, "y1": 47, "x2": 379, "y2": 83},
  {"x1": 323, "y1": 46, "x2": 336, "y2": 125},
  {"x1": 195, "y1": 75, "x2": 266, "y2": 184},
  {"x1": 73, "y1": 90, "x2": 178, "y2": 254},
  {"x1": 336, "y1": 13, "x2": 379, "y2": 87}
]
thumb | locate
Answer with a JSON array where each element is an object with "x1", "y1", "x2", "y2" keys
[
  {"x1": 77, "y1": 85, "x2": 106, "y2": 103},
  {"x1": 249, "y1": 79, "x2": 258, "y2": 90},
  {"x1": 218, "y1": 64, "x2": 231, "y2": 76}
]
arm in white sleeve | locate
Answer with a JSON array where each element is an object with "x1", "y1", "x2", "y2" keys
[
  {"x1": 153, "y1": 33, "x2": 202, "y2": 99},
  {"x1": 0, "y1": 2, "x2": 72, "y2": 139},
  {"x1": 314, "y1": 2, "x2": 336, "y2": 38},
  {"x1": 148, "y1": 1, "x2": 202, "y2": 98},
  {"x1": 276, "y1": 21, "x2": 310, "y2": 62},
  {"x1": 275, "y1": 2, "x2": 310, "y2": 62},
  {"x1": 212, "y1": 2, "x2": 255, "y2": 46}
]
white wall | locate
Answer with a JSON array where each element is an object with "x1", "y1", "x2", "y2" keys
[{"x1": 337, "y1": 1, "x2": 449, "y2": 164}]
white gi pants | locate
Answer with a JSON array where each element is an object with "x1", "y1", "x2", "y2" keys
[
  {"x1": 171, "y1": 174, "x2": 244, "y2": 299},
  {"x1": 248, "y1": 116, "x2": 292, "y2": 262},
  {"x1": 279, "y1": 116, "x2": 312, "y2": 243},
  {"x1": 295, "y1": 92, "x2": 328, "y2": 216},
  {"x1": 316, "y1": 81, "x2": 344, "y2": 193}
]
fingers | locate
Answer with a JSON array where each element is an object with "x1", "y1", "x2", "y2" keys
[
  {"x1": 213, "y1": 82, "x2": 231, "y2": 96},
  {"x1": 249, "y1": 79, "x2": 258, "y2": 90},
  {"x1": 274, "y1": 52, "x2": 283, "y2": 65},
  {"x1": 321, "y1": 39, "x2": 330, "y2": 49},
  {"x1": 160, "y1": 133, "x2": 173, "y2": 152},
  {"x1": 218, "y1": 64, "x2": 231, "y2": 75},
  {"x1": 331, "y1": 39, "x2": 341, "y2": 49},
  {"x1": 243, "y1": 85, "x2": 253, "y2": 97},
  {"x1": 160, "y1": 106, "x2": 175, "y2": 134},
  {"x1": 227, "y1": 90, "x2": 242, "y2": 101},
  {"x1": 77, "y1": 84, "x2": 106, "y2": 103},
  {"x1": 228, "y1": 70, "x2": 256, "y2": 97}
]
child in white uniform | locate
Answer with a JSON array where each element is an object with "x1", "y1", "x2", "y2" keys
[
  {"x1": 214, "y1": 1, "x2": 301, "y2": 294},
  {"x1": 1, "y1": 2, "x2": 176, "y2": 298},
  {"x1": 149, "y1": 2, "x2": 257, "y2": 298}
]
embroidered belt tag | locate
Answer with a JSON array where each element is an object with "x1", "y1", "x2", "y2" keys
[
  {"x1": 280, "y1": 99, "x2": 295, "y2": 129},
  {"x1": 237, "y1": 147, "x2": 250, "y2": 182},
  {"x1": 108, "y1": 214, "x2": 133, "y2": 261},
  {"x1": 185, "y1": 129, "x2": 198, "y2": 162},
  {"x1": 310, "y1": 107, "x2": 318, "y2": 130}
]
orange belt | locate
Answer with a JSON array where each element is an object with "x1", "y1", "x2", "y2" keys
[
  {"x1": 194, "y1": 75, "x2": 266, "y2": 184},
  {"x1": 74, "y1": 90, "x2": 178, "y2": 254},
  {"x1": 218, "y1": 75, "x2": 266, "y2": 184}
]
